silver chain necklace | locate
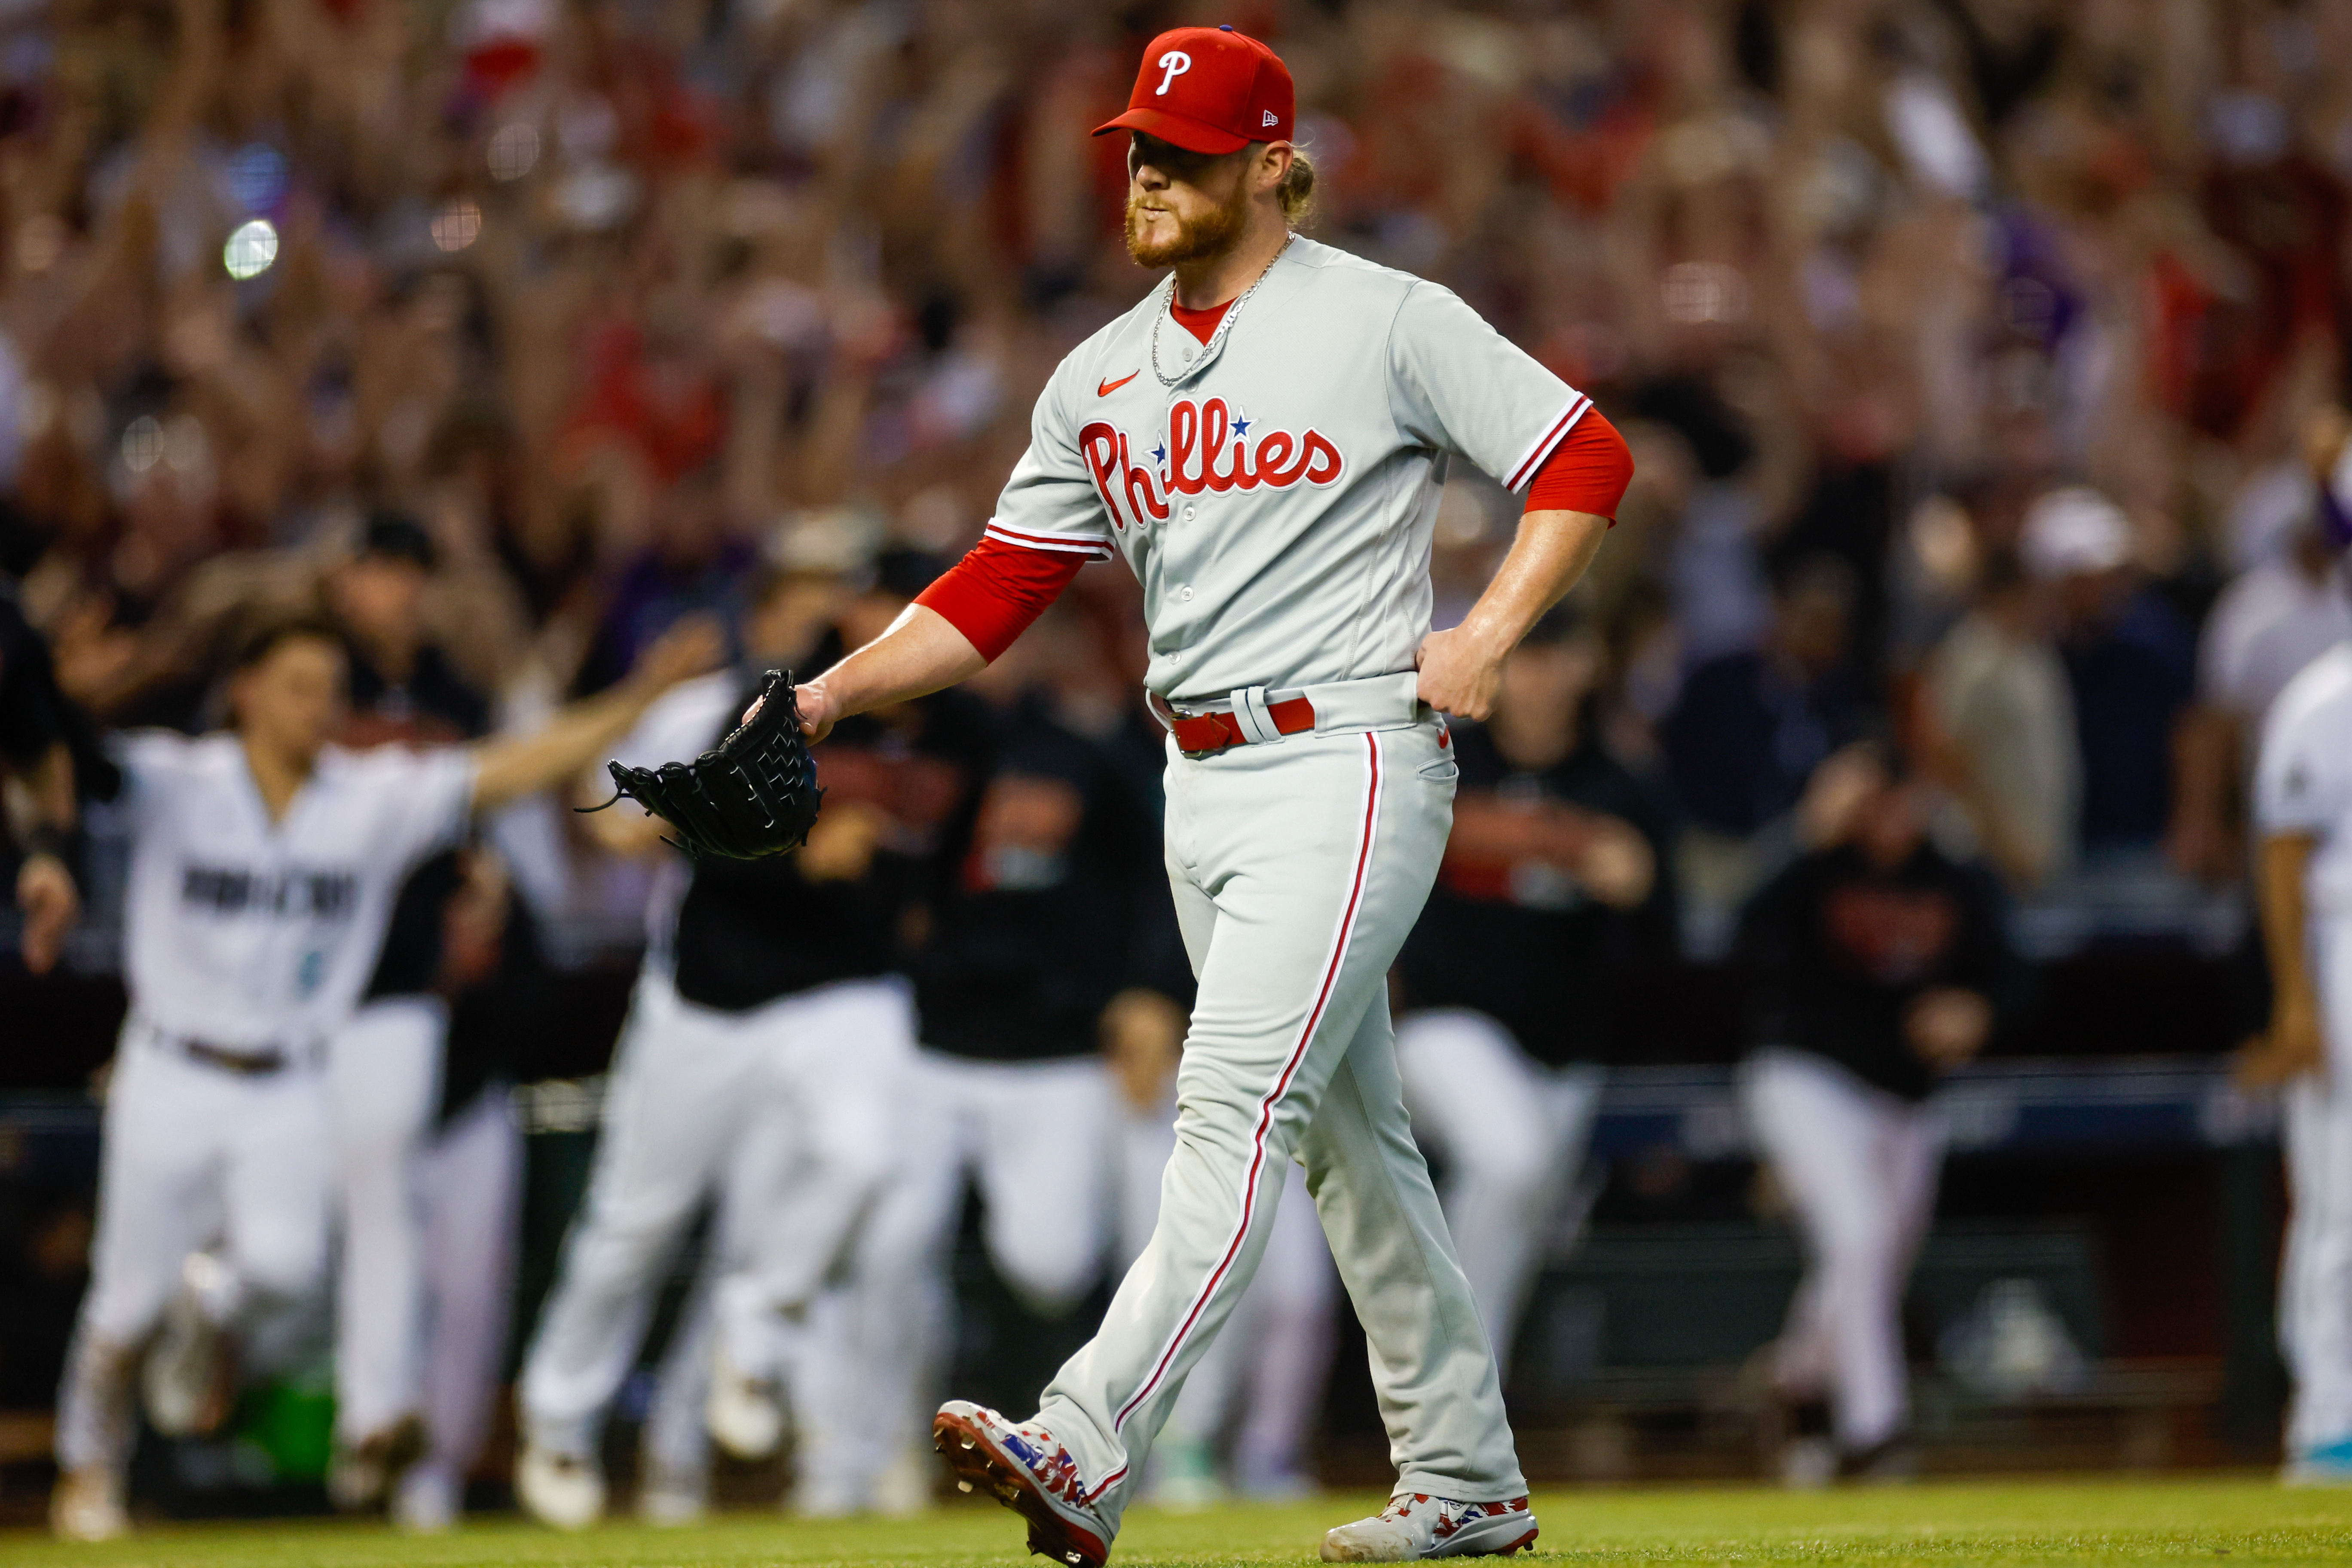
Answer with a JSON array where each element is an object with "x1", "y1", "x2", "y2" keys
[{"x1": 1150, "y1": 234, "x2": 1293, "y2": 388}]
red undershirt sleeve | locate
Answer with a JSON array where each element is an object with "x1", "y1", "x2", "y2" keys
[
  {"x1": 1522, "y1": 409, "x2": 1633, "y2": 522},
  {"x1": 914, "y1": 536, "x2": 1088, "y2": 662}
]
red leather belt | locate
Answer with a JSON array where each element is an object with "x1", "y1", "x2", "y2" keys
[{"x1": 1169, "y1": 696, "x2": 1317, "y2": 755}]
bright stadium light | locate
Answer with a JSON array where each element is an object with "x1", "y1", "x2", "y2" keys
[
  {"x1": 432, "y1": 199, "x2": 483, "y2": 253},
  {"x1": 120, "y1": 414, "x2": 162, "y2": 474},
  {"x1": 223, "y1": 218, "x2": 278, "y2": 280},
  {"x1": 488, "y1": 122, "x2": 540, "y2": 181}
]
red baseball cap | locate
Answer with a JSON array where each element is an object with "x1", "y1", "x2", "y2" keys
[{"x1": 1094, "y1": 25, "x2": 1294, "y2": 156}]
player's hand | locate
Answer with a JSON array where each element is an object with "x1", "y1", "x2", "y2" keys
[
  {"x1": 2236, "y1": 998, "x2": 2328, "y2": 1088},
  {"x1": 786, "y1": 677, "x2": 841, "y2": 744},
  {"x1": 631, "y1": 614, "x2": 726, "y2": 692},
  {"x1": 1413, "y1": 624, "x2": 1507, "y2": 720},
  {"x1": 16, "y1": 852, "x2": 80, "y2": 975},
  {"x1": 1906, "y1": 987, "x2": 1991, "y2": 1069},
  {"x1": 1796, "y1": 744, "x2": 1883, "y2": 848}
]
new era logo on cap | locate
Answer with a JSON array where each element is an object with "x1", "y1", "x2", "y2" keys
[{"x1": 1095, "y1": 25, "x2": 1294, "y2": 156}]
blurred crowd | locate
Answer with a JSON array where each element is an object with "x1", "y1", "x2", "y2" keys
[
  {"x1": 4, "y1": 0, "x2": 2352, "y2": 1532},
  {"x1": 0, "y1": 0, "x2": 2345, "y2": 926}
]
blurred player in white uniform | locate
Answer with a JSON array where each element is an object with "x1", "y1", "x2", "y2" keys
[
  {"x1": 695, "y1": 554, "x2": 993, "y2": 1517},
  {"x1": 841, "y1": 616, "x2": 1169, "y2": 1508},
  {"x1": 2247, "y1": 629, "x2": 2352, "y2": 1478},
  {"x1": 515, "y1": 560, "x2": 946, "y2": 1527},
  {"x1": 2236, "y1": 408, "x2": 2352, "y2": 1482},
  {"x1": 319, "y1": 515, "x2": 538, "y2": 1529},
  {"x1": 48, "y1": 612, "x2": 714, "y2": 1541}
]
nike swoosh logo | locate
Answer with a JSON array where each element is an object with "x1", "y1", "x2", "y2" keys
[{"x1": 1098, "y1": 371, "x2": 1139, "y2": 397}]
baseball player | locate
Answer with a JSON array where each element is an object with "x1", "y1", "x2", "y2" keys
[
  {"x1": 1734, "y1": 749, "x2": 2025, "y2": 1483},
  {"x1": 2254, "y1": 640, "x2": 2352, "y2": 1483},
  {"x1": 2241, "y1": 535, "x2": 2352, "y2": 1479},
  {"x1": 1392, "y1": 605, "x2": 1669, "y2": 1383},
  {"x1": 830, "y1": 612, "x2": 1174, "y2": 1511},
  {"x1": 780, "y1": 25, "x2": 1633, "y2": 1562},
  {"x1": 319, "y1": 513, "x2": 519, "y2": 1526},
  {"x1": 46, "y1": 611, "x2": 715, "y2": 1542},
  {"x1": 514, "y1": 559, "x2": 970, "y2": 1528}
]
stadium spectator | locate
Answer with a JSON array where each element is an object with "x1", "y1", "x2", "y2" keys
[
  {"x1": 2021, "y1": 488, "x2": 2199, "y2": 864},
  {"x1": 0, "y1": 0, "x2": 2348, "y2": 1513},
  {"x1": 1662, "y1": 556, "x2": 1864, "y2": 900},
  {"x1": 1921, "y1": 547, "x2": 2080, "y2": 890}
]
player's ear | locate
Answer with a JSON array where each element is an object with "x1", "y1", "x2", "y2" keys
[{"x1": 1257, "y1": 141, "x2": 1294, "y2": 193}]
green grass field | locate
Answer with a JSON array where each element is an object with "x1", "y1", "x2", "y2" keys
[{"x1": 4, "y1": 1480, "x2": 2352, "y2": 1568}]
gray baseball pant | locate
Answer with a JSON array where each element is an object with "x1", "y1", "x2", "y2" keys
[{"x1": 1033, "y1": 718, "x2": 1526, "y2": 1527}]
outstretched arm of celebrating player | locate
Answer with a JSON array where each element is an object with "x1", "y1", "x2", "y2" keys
[
  {"x1": 469, "y1": 617, "x2": 725, "y2": 811},
  {"x1": 1414, "y1": 507, "x2": 1610, "y2": 722}
]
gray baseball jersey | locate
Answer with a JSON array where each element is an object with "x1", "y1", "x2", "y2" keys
[{"x1": 987, "y1": 236, "x2": 1593, "y2": 704}]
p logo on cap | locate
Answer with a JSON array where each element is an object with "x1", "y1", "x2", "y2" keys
[{"x1": 1096, "y1": 26, "x2": 1294, "y2": 156}]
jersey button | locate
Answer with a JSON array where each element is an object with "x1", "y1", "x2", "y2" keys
[
  {"x1": 1179, "y1": 585, "x2": 1195, "y2": 602},
  {"x1": 1182, "y1": 505, "x2": 1196, "y2": 521}
]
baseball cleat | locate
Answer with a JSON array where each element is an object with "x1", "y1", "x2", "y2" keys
[
  {"x1": 328, "y1": 1411, "x2": 428, "y2": 1510},
  {"x1": 515, "y1": 1443, "x2": 605, "y2": 1529},
  {"x1": 705, "y1": 1337, "x2": 786, "y2": 1461},
  {"x1": 143, "y1": 1253, "x2": 234, "y2": 1438},
  {"x1": 50, "y1": 1467, "x2": 130, "y2": 1542},
  {"x1": 2285, "y1": 1434, "x2": 2352, "y2": 1486},
  {"x1": 1320, "y1": 1493, "x2": 1538, "y2": 1561},
  {"x1": 932, "y1": 1400, "x2": 1113, "y2": 1568}
]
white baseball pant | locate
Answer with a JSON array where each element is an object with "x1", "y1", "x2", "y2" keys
[
  {"x1": 1033, "y1": 720, "x2": 1525, "y2": 1526},
  {"x1": 56, "y1": 1024, "x2": 332, "y2": 1471},
  {"x1": 2280, "y1": 915, "x2": 2352, "y2": 1454},
  {"x1": 327, "y1": 995, "x2": 447, "y2": 1446},
  {"x1": 898, "y1": 1051, "x2": 1118, "y2": 1313},
  {"x1": 522, "y1": 969, "x2": 912, "y2": 1456},
  {"x1": 636, "y1": 1117, "x2": 783, "y2": 1504},
  {"x1": 1122, "y1": 1099, "x2": 1337, "y2": 1494},
  {"x1": 1395, "y1": 1009, "x2": 1605, "y2": 1375},
  {"x1": 394, "y1": 1082, "x2": 523, "y2": 1522},
  {"x1": 1740, "y1": 1047, "x2": 1945, "y2": 1452},
  {"x1": 827, "y1": 1054, "x2": 1116, "y2": 1510},
  {"x1": 712, "y1": 980, "x2": 914, "y2": 1379}
]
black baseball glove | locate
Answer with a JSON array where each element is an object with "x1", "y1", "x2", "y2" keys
[{"x1": 596, "y1": 668, "x2": 823, "y2": 859}]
